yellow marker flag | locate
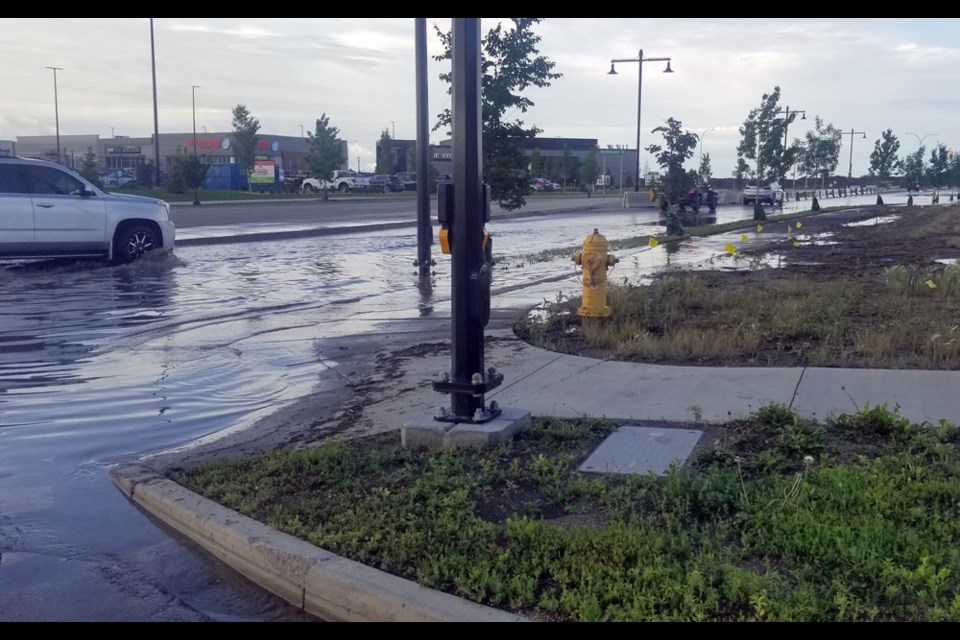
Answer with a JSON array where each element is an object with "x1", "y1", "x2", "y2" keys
[
  {"x1": 795, "y1": 221, "x2": 802, "y2": 229},
  {"x1": 725, "y1": 242, "x2": 737, "y2": 254},
  {"x1": 756, "y1": 224, "x2": 764, "y2": 233},
  {"x1": 741, "y1": 234, "x2": 749, "y2": 242},
  {"x1": 792, "y1": 241, "x2": 801, "y2": 248},
  {"x1": 926, "y1": 279, "x2": 938, "y2": 289},
  {"x1": 648, "y1": 237, "x2": 659, "y2": 248}
]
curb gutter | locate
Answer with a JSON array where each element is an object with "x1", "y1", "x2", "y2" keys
[{"x1": 110, "y1": 464, "x2": 526, "y2": 622}]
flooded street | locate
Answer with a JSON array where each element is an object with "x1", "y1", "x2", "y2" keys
[{"x1": 0, "y1": 191, "x2": 915, "y2": 619}]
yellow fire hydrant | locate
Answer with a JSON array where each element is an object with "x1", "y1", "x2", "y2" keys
[{"x1": 572, "y1": 228, "x2": 618, "y2": 318}]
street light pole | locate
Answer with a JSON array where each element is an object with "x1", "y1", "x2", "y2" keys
[
  {"x1": 390, "y1": 120, "x2": 396, "y2": 139},
  {"x1": 698, "y1": 128, "x2": 715, "y2": 178},
  {"x1": 191, "y1": 85, "x2": 201, "y2": 206},
  {"x1": 414, "y1": 17, "x2": 432, "y2": 277},
  {"x1": 45, "y1": 66, "x2": 63, "y2": 164},
  {"x1": 842, "y1": 128, "x2": 867, "y2": 190},
  {"x1": 150, "y1": 18, "x2": 161, "y2": 187},
  {"x1": 191, "y1": 85, "x2": 200, "y2": 157},
  {"x1": 608, "y1": 49, "x2": 673, "y2": 192},
  {"x1": 781, "y1": 106, "x2": 805, "y2": 190},
  {"x1": 299, "y1": 124, "x2": 304, "y2": 138}
]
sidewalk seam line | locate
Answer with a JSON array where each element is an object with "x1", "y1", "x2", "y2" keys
[
  {"x1": 489, "y1": 353, "x2": 564, "y2": 397},
  {"x1": 788, "y1": 367, "x2": 807, "y2": 411}
]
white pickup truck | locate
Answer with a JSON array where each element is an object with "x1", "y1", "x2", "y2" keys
[{"x1": 302, "y1": 169, "x2": 368, "y2": 193}]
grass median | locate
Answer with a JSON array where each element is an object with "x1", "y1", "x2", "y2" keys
[{"x1": 177, "y1": 404, "x2": 960, "y2": 621}]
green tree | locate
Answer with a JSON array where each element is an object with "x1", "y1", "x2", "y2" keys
[
  {"x1": 926, "y1": 143, "x2": 950, "y2": 187},
  {"x1": 231, "y1": 104, "x2": 260, "y2": 190},
  {"x1": 645, "y1": 117, "x2": 698, "y2": 204},
  {"x1": 166, "y1": 155, "x2": 208, "y2": 196},
  {"x1": 306, "y1": 113, "x2": 345, "y2": 201},
  {"x1": 376, "y1": 129, "x2": 395, "y2": 175},
  {"x1": 901, "y1": 147, "x2": 925, "y2": 187},
  {"x1": 78, "y1": 147, "x2": 102, "y2": 187},
  {"x1": 736, "y1": 86, "x2": 801, "y2": 187},
  {"x1": 799, "y1": 116, "x2": 842, "y2": 190},
  {"x1": 433, "y1": 18, "x2": 561, "y2": 211},
  {"x1": 698, "y1": 151, "x2": 712, "y2": 184},
  {"x1": 529, "y1": 149, "x2": 542, "y2": 177},
  {"x1": 579, "y1": 146, "x2": 599, "y2": 191},
  {"x1": 868, "y1": 129, "x2": 901, "y2": 183},
  {"x1": 950, "y1": 153, "x2": 960, "y2": 189}
]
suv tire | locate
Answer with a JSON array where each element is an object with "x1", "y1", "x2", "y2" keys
[{"x1": 114, "y1": 224, "x2": 158, "y2": 264}]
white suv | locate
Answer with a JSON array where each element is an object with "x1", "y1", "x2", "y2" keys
[
  {"x1": 0, "y1": 157, "x2": 175, "y2": 263},
  {"x1": 742, "y1": 183, "x2": 785, "y2": 206}
]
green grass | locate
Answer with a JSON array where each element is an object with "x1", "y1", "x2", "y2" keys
[
  {"x1": 515, "y1": 265, "x2": 960, "y2": 368},
  {"x1": 177, "y1": 405, "x2": 960, "y2": 621}
]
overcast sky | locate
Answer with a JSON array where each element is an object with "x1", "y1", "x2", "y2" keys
[{"x1": 1, "y1": 18, "x2": 957, "y2": 177}]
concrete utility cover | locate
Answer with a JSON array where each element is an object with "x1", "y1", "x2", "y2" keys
[{"x1": 579, "y1": 426, "x2": 703, "y2": 476}]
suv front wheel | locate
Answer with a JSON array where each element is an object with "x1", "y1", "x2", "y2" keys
[{"x1": 114, "y1": 224, "x2": 158, "y2": 263}]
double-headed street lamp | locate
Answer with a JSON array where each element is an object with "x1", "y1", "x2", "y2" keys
[
  {"x1": 842, "y1": 128, "x2": 867, "y2": 188},
  {"x1": 905, "y1": 131, "x2": 938, "y2": 151},
  {"x1": 45, "y1": 66, "x2": 63, "y2": 165},
  {"x1": 608, "y1": 50, "x2": 673, "y2": 192}
]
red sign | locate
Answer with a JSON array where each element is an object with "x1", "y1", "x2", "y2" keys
[{"x1": 187, "y1": 139, "x2": 225, "y2": 149}]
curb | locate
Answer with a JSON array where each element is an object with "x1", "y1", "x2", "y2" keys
[{"x1": 110, "y1": 464, "x2": 525, "y2": 622}]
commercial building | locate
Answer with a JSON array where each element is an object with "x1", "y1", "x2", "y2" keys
[{"x1": 12, "y1": 131, "x2": 645, "y2": 189}]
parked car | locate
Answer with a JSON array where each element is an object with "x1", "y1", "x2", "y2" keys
[
  {"x1": 0, "y1": 156, "x2": 175, "y2": 263},
  {"x1": 99, "y1": 170, "x2": 136, "y2": 188},
  {"x1": 365, "y1": 174, "x2": 404, "y2": 193},
  {"x1": 394, "y1": 172, "x2": 418, "y2": 191},
  {"x1": 531, "y1": 177, "x2": 559, "y2": 192},
  {"x1": 905, "y1": 181, "x2": 920, "y2": 192},
  {"x1": 742, "y1": 183, "x2": 784, "y2": 206}
]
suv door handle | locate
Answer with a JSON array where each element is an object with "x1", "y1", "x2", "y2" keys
[{"x1": 35, "y1": 203, "x2": 54, "y2": 208}]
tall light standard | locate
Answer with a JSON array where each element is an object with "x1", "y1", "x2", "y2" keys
[
  {"x1": 781, "y1": 106, "x2": 805, "y2": 189},
  {"x1": 299, "y1": 124, "x2": 304, "y2": 138},
  {"x1": 390, "y1": 120, "x2": 396, "y2": 139},
  {"x1": 191, "y1": 85, "x2": 200, "y2": 157},
  {"x1": 150, "y1": 18, "x2": 161, "y2": 187},
  {"x1": 110, "y1": 126, "x2": 115, "y2": 138},
  {"x1": 191, "y1": 85, "x2": 201, "y2": 206},
  {"x1": 698, "y1": 128, "x2": 715, "y2": 178},
  {"x1": 608, "y1": 49, "x2": 673, "y2": 192},
  {"x1": 45, "y1": 66, "x2": 63, "y2": 164},
  {"x1": 842, "y1": 128, "x2": 867, "y2": 189}
]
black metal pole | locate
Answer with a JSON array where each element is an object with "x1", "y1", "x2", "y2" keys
[
  {"x1": 150, "y1": 18, "x2": 161, "y2": 187},
  {"x1": 415, "y1": 18, "x2": 432, "y2": 276},
  {"x1": 450, "y1": 17, "x2": 485, "y2": 420},
  {"x1": 634, "y1": 49, "x2": 642, "y2": 192},
  {"x1": 46, "y1": 67, "x2": 62, "y2": 164}
]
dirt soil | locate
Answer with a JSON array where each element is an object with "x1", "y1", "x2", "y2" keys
[{"x1": 744, "y1": 203, "x2": 960, "y2": 272}]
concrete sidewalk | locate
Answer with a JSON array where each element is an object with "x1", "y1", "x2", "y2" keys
[{"x1": 363, "y1": 328, "x2": 960, "y2": 432}]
